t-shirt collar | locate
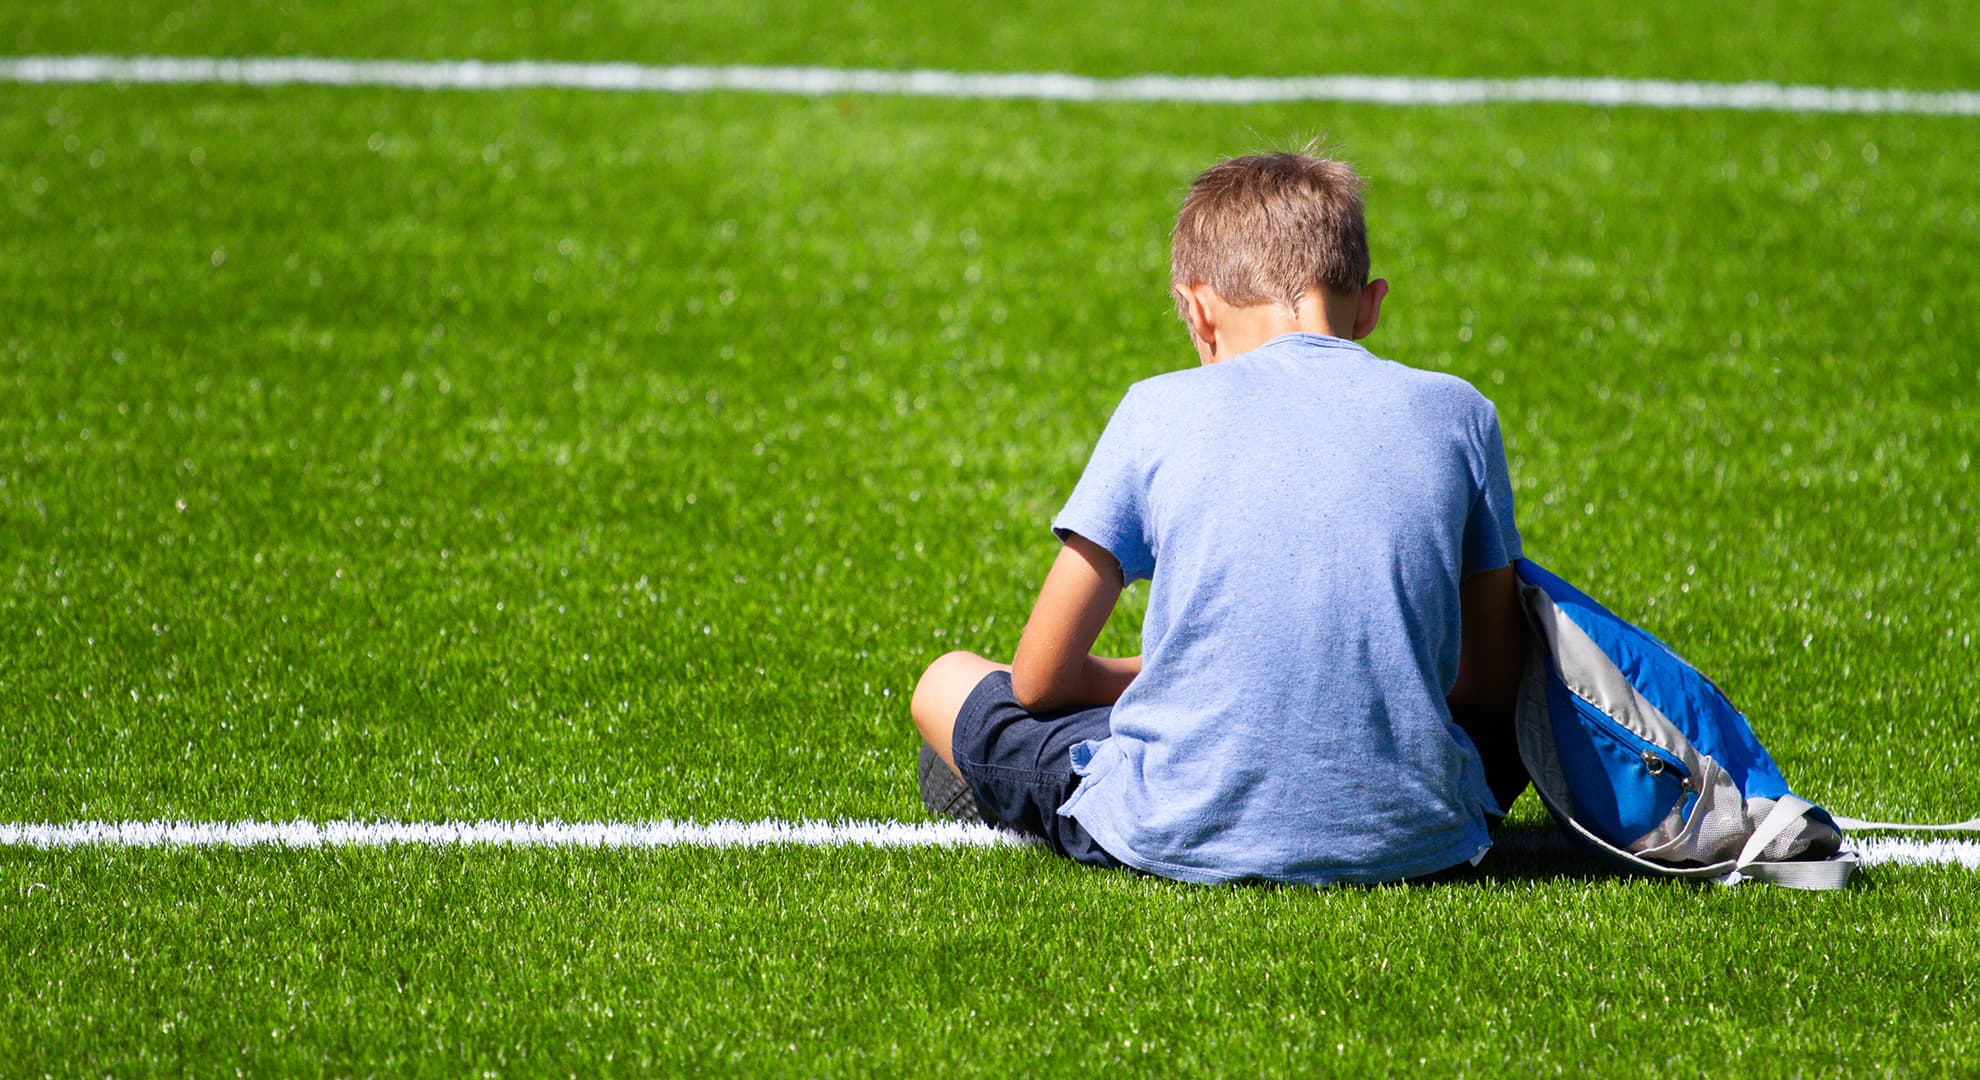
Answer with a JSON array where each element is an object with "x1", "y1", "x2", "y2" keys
[{"x1": 1258, "y1": 331, "x2": 1369, "y2": 356}]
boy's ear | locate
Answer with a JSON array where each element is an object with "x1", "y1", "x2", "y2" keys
[
  {"x1": 1177, "y1": 282, "x2": 1220, "y2": 360},
  {"x1": 1351, "y1": 278, "x2": 1389, "y2": 340}
]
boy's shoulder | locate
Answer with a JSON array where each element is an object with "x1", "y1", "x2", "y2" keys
[{"x1": 1123, "y1": 338, "x2": 1498, "y2": 425}]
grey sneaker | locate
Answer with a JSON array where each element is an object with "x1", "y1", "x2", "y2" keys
[{"x1": 918, "y1": 743, "x2": 986, "y2": 824}]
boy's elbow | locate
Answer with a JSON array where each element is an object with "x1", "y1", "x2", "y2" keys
[
  {"x1": 1008, "y1": 663, "x2": 1061, "y2": 714},
  {"x1": 1009, "y1": 672, "x2": 1049, "y2": 713}
]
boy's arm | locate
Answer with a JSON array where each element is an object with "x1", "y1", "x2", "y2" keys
[
  {"x1": 1448, "y1": 564, "x2": 1525, "y2": 715},
  {"x1": 1010, "y1": 533, "x2": 1142, "y2": 713}
]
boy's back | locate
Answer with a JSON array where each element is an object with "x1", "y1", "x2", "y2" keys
[
  {"x1": 909, "y1": 149, "x2": 1530, "y2": 886},
  {"x1": 1054, "y1": 331, "x2": 1521, "y2": 883}
]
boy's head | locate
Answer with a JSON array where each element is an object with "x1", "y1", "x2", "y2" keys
[{"x1": 1170, "y1": 151, "x2": 1385, "y2": 359}]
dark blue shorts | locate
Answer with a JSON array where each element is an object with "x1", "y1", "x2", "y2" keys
[
  {"x1": 949, "y1": 673, "x2": 1530, "y2": 878},
  {"x1": 949, "y1": 671, "x2": 1124, "y2": 869}
]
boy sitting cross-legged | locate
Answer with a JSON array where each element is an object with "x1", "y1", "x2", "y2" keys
[{"x1": 911, "y1": 149, "x2": 1531, "y2": 885}]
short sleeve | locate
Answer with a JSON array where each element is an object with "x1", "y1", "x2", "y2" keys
[
  {"x1": 1462, "y1": 401, "x2": 1523, "y2": 577},
  {"x1": 1052, "y1": 388, "x2": 1158, "y2": 584}
]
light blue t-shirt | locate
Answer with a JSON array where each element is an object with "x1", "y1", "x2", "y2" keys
[{"x1": 1052, "y1": 332, "x2": 1522, "y2": 885}]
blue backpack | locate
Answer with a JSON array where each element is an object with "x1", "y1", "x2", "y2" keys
[{"x1": 1513, "y1": 561, "x2": 1858, "y2": 888}]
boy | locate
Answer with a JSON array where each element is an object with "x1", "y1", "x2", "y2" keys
[{"x1": 910, "y1": 150, "x2": 1530, "y2": 885}]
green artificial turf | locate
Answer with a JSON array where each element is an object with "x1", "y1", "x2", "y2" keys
[
  {"x1": 7, "y1": 87, "x2": 1976, "y2": 823},
  {"x1": 9, "y1": 0, "x2": 1980, "y2": 89},
  {"x1": 3, "y1": 845, "x2": 1976, "y2": 1075},
  {"x1": 3, "y1": 2, "x2": 1979, "y2": 1073}
]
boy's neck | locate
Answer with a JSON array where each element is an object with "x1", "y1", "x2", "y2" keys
[
  {"x1": 1178, "y1": 282, "x2": 1386, "y2": 365},
  {"x1": 1209, "y1": 299, "x2": 1351, "y2": 358}
]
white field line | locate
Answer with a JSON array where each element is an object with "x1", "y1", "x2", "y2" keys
[
  {"x1": 0, "y1": 819, "x2": 1029, "y2": 850},
  {"x1": 1852, "y1": 838, "x2": 1980, "y2": 871},
  {"x1": 0, "y1": 819, "x2": 1973, "y2": 870},
  {"x1": 3, "y1": 54, "x2": 1978, "y2": 116}
]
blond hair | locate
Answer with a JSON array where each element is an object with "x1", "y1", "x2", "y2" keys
[{"x1": 1170, "y1": 152, "x2": 1369, "y2": 318}]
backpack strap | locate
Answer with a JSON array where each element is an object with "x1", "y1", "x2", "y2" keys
[
  {"x1": 1732, "y1": 852, "x2": 1861, "y2": 890},
  {"x1": 1724, "y1": 796, "x2": 1859, "y2": 890}
]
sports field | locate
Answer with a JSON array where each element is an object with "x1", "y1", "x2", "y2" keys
[{"x1": 4, "y1": 2, "x2": 1978, "y2": 1073}]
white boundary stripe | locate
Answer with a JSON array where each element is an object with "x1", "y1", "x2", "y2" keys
[
  {"x1": 0, "y1": 819, "x2": 1027, "y2": 850},
  {"x1": 3, "y1": 54, "x2": 1978, "y2": 116},
  {"x1": 1492, "y1": 831, "x2": 1980, "y2": 872},
  {"x1": 1854, "y1": 838, "x2": 1980, "y2": 871},
  {"x1": 0, "y1": 819, "x2": 1973, "y2": 869}
]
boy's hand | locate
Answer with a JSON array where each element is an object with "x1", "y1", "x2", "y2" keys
[{"x1": 1011, "y1": 533, "x2": 1141, "y2": 712}]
